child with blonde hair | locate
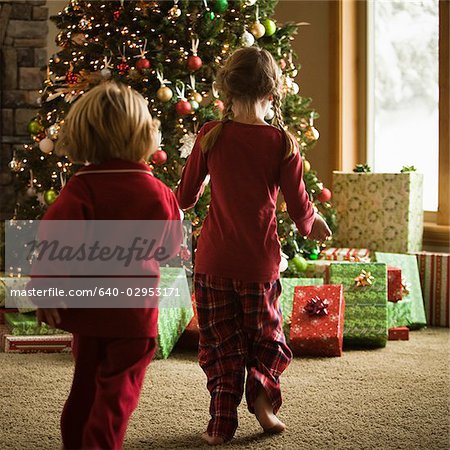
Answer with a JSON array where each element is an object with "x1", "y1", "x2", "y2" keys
[
  {"x1": 36, "y1": 81, "x2": 182, "y2": 450},
  {"x1": 177, "y1": 47, "x2": 331, "y2": 445}
]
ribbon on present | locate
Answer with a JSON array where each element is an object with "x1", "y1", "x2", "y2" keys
[
  {"x1": 354, "y1": 270, "x2": 375, "y2": 287},
  {"x1": 304, "y1": 296, "x2": 329, "y2": 316}
]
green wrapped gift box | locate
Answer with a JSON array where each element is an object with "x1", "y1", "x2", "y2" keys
[
  {"x1": 4, "y1": 312, "x2": 67, "y2": 336},
  {"x1": 155, "y1": 268, "x2": 193, "y2": 359},
  {"x1": 328, "y1": 263, "x2": 388, "y2": 348},
  {"x1": 375, "y1": 252, "x2": 427, "y2": 329},
  {"x1": 280, "y1": 278, "x2": 323, "y2": 341}
]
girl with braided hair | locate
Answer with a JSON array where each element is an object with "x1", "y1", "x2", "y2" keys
[{"x1": 176, "y1": 47, "x2": 331, "y2": 445}]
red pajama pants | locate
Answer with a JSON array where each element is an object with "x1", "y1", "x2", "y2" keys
[
  {"x1": 194, "y1": 273, "x2": 293, "y2": 442},
  {"x1": 61, "y1": 334, "x2": 156, "y2": 450}
]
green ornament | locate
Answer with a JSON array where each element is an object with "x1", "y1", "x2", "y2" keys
[
  {"x1": 204, "y1": 10, "x2": 215, "y2": 21},
  {"x1": 262, "y1": 19, "x2": 276, "y2": 36},
  {"x1": 44, "y1": 188, "x2": 58, "y2": 205},
  {"x1": 213, "y1": 0, "x2": 228, "y2": 13},
  {"x1": 291, "y1": 254, "x2": 308, "y2": 272},
  {"x1": 28, "y1": 120, "x2": 43, "y2": 135},
  {"x1": 309, "y1": 253, "x2": 319, "y2": 261}
]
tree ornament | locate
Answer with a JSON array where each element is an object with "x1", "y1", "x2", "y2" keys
[
  {"x1": 28, "y1": 120, "x2": 43, "y2": 135},
  {"x1": 176, "y1": 100, "x2": 192, "y2": 115},
  {"x1": 33, "y1": 132, "x2": 46, "y2": 143},
  {"x1": 291, "y1": 254, "x2": 308, "y2": 272},
  {"x1": 317, "y1": 187, "x2": 332, "y2": 203},
  {"x1": 290, "y1": 82, "x2": 300, "y2": 95},
  {"x1": 152, "y1": 149, "x2": 167, "y2": 165},
  {"x1": 156, "y1": 86, "x2": 172, "y2": 102},
  {"x1": 101, "y1": 68, "x2": 112, "y2": 79},
  {"x1": 179, "y1": 132, "x2": 197, "y2": 158},
  {"x1": 251, "y1": 21, "x2": 265, "y2": 39},
  {"x1": 169, "y1": 0, "x2": 181, "y2": 18},
  {"x1": 262, "y1": 18, "x2": 276, "y2": 36},
  {"x1": 47, "y1": 124, "x2": 60, "y2": 140},
  {"x1": 8, "y1": 158, "x2": 20, "y2": 173},
  {"x1": 191, "y1": 92, "x2": 203, "y2": 103},
  {"x1": 101, "y1": 55, "x2": 113, "y2": 79},
  {"x1": 305, "y1": 126, "x2": 319, "y2": 141},
  {"x1": 113, "y1": 9, "x2": 121, "y2": 20},
  {"x1": 134, "y1": 38, "x2": 151, "y2": 71},
  {"x1": 204, "y1": 10, "x2": 215, "y2": 21},
  {"x1": 188, "y1": 39, "x2": 202, "y2": 72},
  {"x1": 65, "y1": 69, "x2": 79, "y2": 84},
  {"x1": 156, "y1": 69, "x2": 173, "y2": 103},
  {"x1": 265, "y1": 107, "x2": 274, "y2": 121},
  {"x1": 214, "y1": 99, "x2": 224, "y2": 112},
  {"x1": 190, "y1": 100, "x2": 200, "y2": 111},
  {"x1": 213, "y1": 0, "x2": 228, "y2": 13},
  {"x1": 26, "y1": 187, "x2": 37, "y2": 198},
  {"x1": 245, "y1": 0, "x2": 257, "y2": 6},
  {"x1": 44, "y1": 188, "x2": 58, "y2": 205},
  {"x1": 308, "y1": 247, "x2": 320, "y2": 260},
  {"x1": 241, "y1": 30, "x2": 255, "y2": 47},
  {"x1": 39, "y1": 138, "x2": 54, "y2": 154},
  {"x1": 303, "y1": 159, "x2": 311, "y2": 173},
  {"x1": 117, "y1": 58, "x2": 129, "y2": 75},
  {"x1": 136, "y1": 58, "x2": 151, "y2": 71},
  {"x1": 175, "y1": 82, "x2": 192, "y2": 116}
]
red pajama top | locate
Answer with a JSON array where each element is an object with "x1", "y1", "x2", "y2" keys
[
  {"x1": 176, "y1": 120, "x2": 315, "y2": 282},
  {"x1": 35, "y1": 159, "x2": 181, "y2": 338}
]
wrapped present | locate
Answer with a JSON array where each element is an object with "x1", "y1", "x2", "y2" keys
[
  {"x1": 388, "y1": 326, "x2": 409, "y2": 341},
  {"x1": 375, "y1": 253, "x2": 427, "y2": 329},
  {"x1": 175, "y1": 294, "x2": 199, "y2": 350},
  {"x1": 280, "y1": 278, "x2": 323, "y2": 340},
  {"x1": 414, "y1": 252, "x2": 450, "y2": 327},
  {"x1": 290, "y1": 285, "x2": 345, "y2": 357},
  {"x1": 320, "y1": 248, "x2": 371, "y2": 262},
  {"x1": 4, "y1": 312, "x2": 67, "y2": 336},
  {"x1": 388, "y1": 266, "x2": 403, "y2": 302},
  {"x1": 2, "y1": 333, "x2": 73, "y2": 353},
  {"x1": 155, "y1": 268, "x2": 193, "y2": 359},
  {"x1": 332, "y1": 172, "x2": 423, "y2": 253},
  {"x1": 328, "y1": 262, "x2": 388, "y2": 348}
]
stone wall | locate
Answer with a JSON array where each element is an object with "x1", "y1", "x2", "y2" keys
[{"x1": 0, "y1": 1, "x2": 49, "y2": 219}]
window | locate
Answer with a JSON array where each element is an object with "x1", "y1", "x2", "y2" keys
[{"x1": 368, "y1": 0, "x2": 439, "y2": 212}]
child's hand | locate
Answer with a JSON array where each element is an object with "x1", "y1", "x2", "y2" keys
[
  {"x1": 307, "y1": 213, "x2": 332, "y2": 243},
  {"x1": 36, "y1": 308, "x2": 61, "y2": 329}
]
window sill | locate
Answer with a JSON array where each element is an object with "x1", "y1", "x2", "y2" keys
[{"x1": 423, "y1": 222, "x2": 450, "y2": 251}]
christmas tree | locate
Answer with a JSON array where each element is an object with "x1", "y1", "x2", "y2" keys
[{"x1": 9, "y1": 0, "x2": 336, "y2": 271}]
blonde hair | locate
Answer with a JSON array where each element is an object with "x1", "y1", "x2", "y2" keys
[
  {"x1": 201, "y1": 47, "x2": 297, "y2": 158},
  {"x1": 56, "y1": 81, "x2": 160, "y2": 164}
]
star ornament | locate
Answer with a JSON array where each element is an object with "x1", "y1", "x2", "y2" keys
[{"x1": 354, "y1": 270, "x2": 375, "y2": 287}]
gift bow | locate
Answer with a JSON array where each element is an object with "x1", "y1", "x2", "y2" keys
[
  {"x1": 304, "y1": 296, "x2": 329, "y2": 316},
  {"x1": 354, "y1": 270, "x2": 375, "y2": 287}
]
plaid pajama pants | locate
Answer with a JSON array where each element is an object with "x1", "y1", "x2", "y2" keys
[{"x1": 194, "y1": 273, "x2": 293, "y2": 442}]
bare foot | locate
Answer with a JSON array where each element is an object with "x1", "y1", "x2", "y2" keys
[
  {"x1": 254, "y1": 388, "x2": 286, "y2": 434},
  {"x1": 201, "y1": 432, "x2": 225, "y2": 446}
]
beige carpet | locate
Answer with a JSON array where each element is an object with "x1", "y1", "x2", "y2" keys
[{"x1": 0, "y1": 328, "x2": 449, "y2": 450}]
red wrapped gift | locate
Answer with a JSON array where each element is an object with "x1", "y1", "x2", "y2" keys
[
  {"x1": 388, "y1": 326, "x2": 409, "y2": 341},
  {"x1": 290, "y1": 285, "x2": 345, "y2": 357},
  {"x1": 388, "y1": 266, "x2": 403, "y2": 302},
  {"x1": 176, "y1": 294, "x2": 199, "y2": 350},
  {"x1": 2, "y1": 333, "x2": 73, "y2": 353}
]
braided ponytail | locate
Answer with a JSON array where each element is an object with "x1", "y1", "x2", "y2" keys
[
  {"x1": 273, "y1": 92, "x2": 297, "y2": 159},
  {"x1": 200, "y1": 98, "x2": 233, "y2": 153}
]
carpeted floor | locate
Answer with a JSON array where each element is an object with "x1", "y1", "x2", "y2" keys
[{"x1": 0, "y1": 328, "x2": 449, "y2": 450}]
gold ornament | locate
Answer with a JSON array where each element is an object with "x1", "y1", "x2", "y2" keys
[
  {"x1": 303, "y1": 159, "x2": 311, "y2": 173},
  {"x1": 191, "y1": 92, "x2": 203, "y2": 104},
  {"x1": 251, "y1": 21, "x2": 266, "y2": 39},
  {"x1": 169, "y1": 5, "x2": 181, "y2": 18},
  {"x1": 157, "y1": 86, "x2": 173, "y2": 102},
  {"x1": 279, "y1": 201, "x2": 287, "y2": 213},
  {"x1": 354, "y1": 270, "x2": 375, "y2": 287}
]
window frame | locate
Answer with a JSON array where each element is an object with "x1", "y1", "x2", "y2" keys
[{"x1": 330, "y1": 0, "x2": 449, "y2": 249}]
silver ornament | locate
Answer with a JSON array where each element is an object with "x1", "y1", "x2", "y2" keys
[
  {"x1": 179, "y1": 132, "x2": 197, "y2": 159},
  {"x1": 101, "y1": 68, "x2": 112, "y2": 79},
  {"x1": 241, "y1": 30, "x2": 255, "y2": 47},
  {"x1": 290, "y1": 82, "x2": 300, "y2": 95},
  {"x1": 265, "y1": 107, "x2": 275, "y2": 121}
]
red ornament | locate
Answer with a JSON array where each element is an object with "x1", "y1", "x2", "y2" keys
[
  {"x1": 113, "y1": 10, "x2": 121, "y2": 20},
  {"x1": 117, "y1": 59, "x2": 129, "y2": 75},
  {"x1": 187, "y1": 55, "x2": 203, "y2": 72},
  {"x1": 151, "y1": 149, "x2": 167, "y2": 165},
  {"x1": 317, "y1": 187, "x2": 332, "y2": 203},
  {"x1": 214, "y1": 99, "x2": 224, "y2": 112},
  {"x1": 176, "y1": 100, "x2": 192, "y2": 116},
  {"x1": 66, "y1": 71, "x2": 79, "y2": 84},
  {"x1": 136, "y1": 58, "x2": 151, "y2": 71}
]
